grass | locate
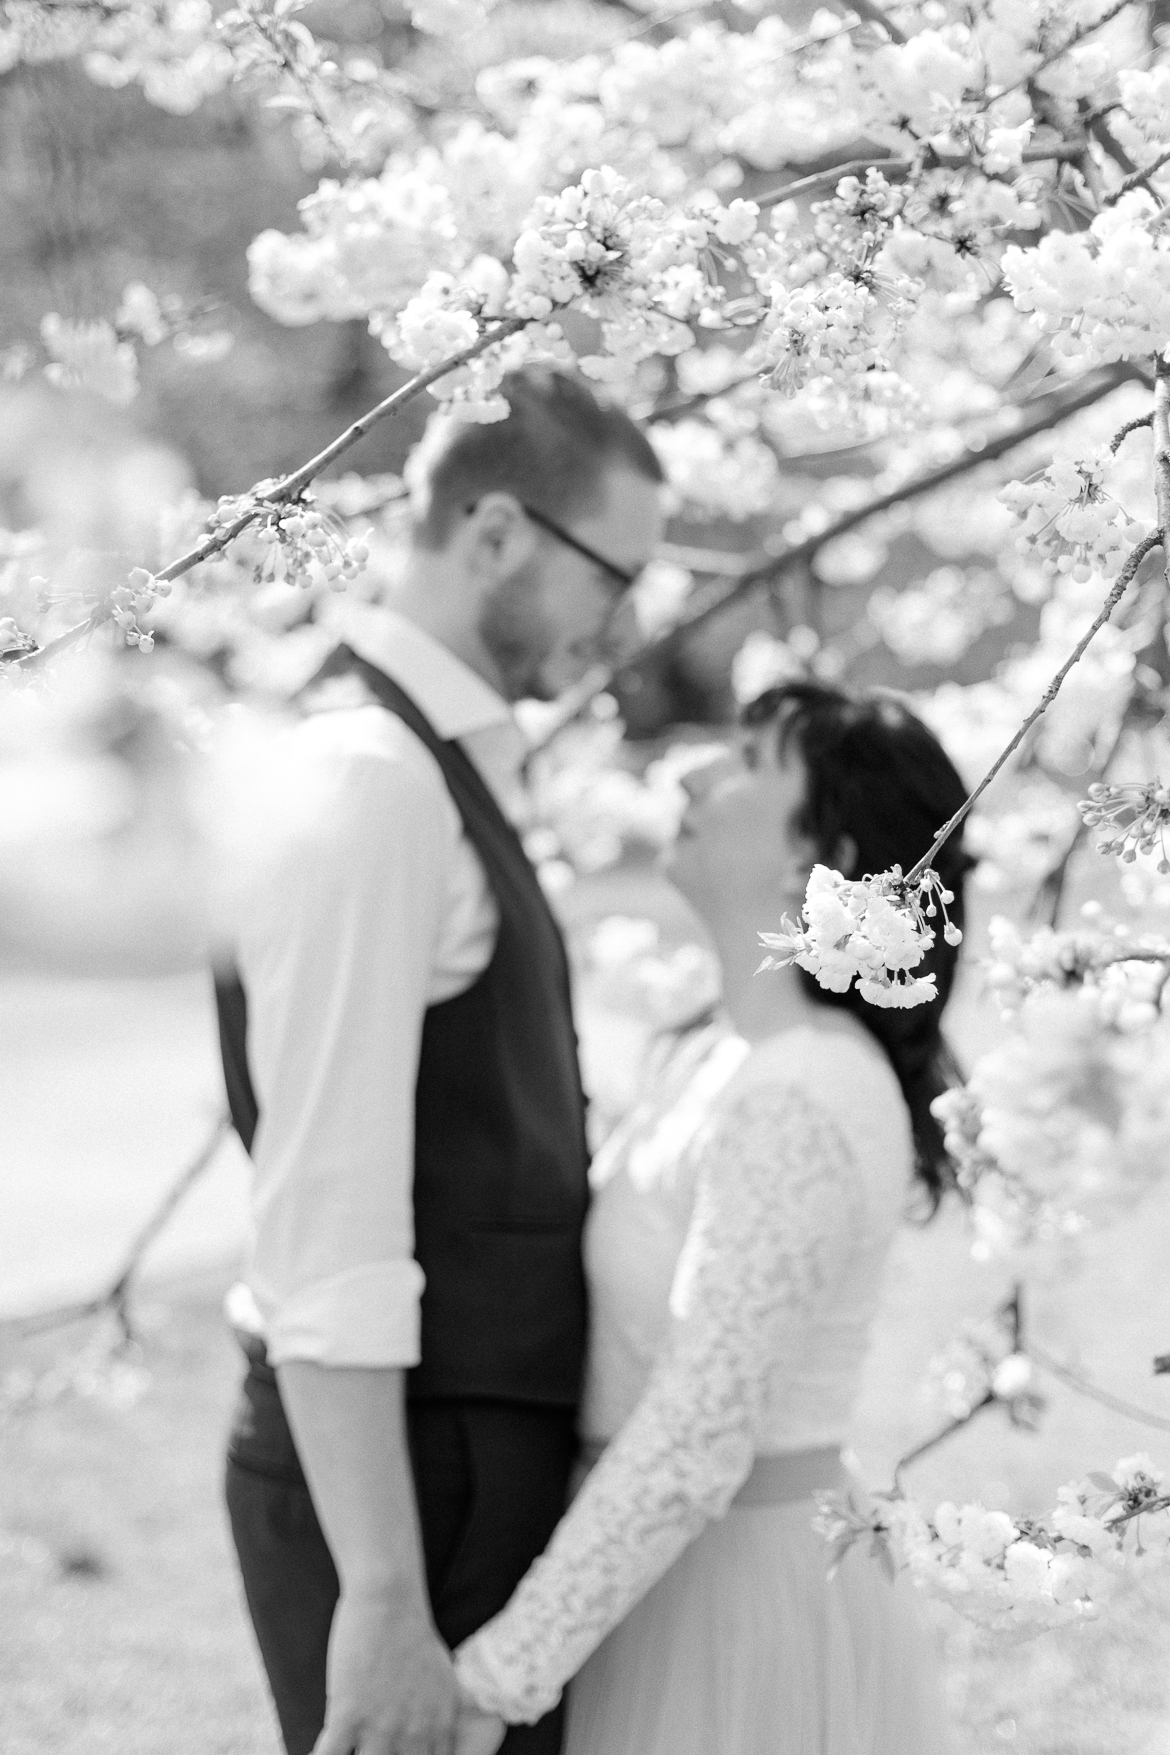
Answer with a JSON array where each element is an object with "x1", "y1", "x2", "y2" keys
[{"x1": 0, "y1": 1280, "x2": 279, "y2": 1755}]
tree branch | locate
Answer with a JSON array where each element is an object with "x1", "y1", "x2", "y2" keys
[
  {"x1": 17, "y1": 316, "x2": 529, "y2": 672},
  {"x1": 1027, "y1": 708, "x2": 1129, "y2": 926},
  {"x1": 1028, "y1": 1339, "x2": 1170, "y2": 1434},
  {"x1": 1152, "y1": 358, "x2": 1170, "y2": 598},
  {"x1": 892, "y1": 1394, "x2": 997, "y2": 1494},
  {"x1": 904, "y1": 528, "x2": 1164, "y2": 885},
  {"x1": 755, "y1": 142, "x2": 1082, "y2": 210},
  {"x1": 629, "y1": 364, "x2": 1136, "y2": 668},
  {"x1": 846, "y1": 0, "x2": 908, "y2": 45},
  {"x1": 1104, "y1": 143, "x2": 1170, "y2": 205},
  {"x1": 1088, "y1": 112, "x2": 1165, "y2": 203},
  {"x1": 1110, "y1": 411, "x2": 1154, "y2": 451},
  {"x1": 522, "y1": 365, "x2": 1134, "y2": 757},
  {"x1": 990, "y1": 0, "x2": 1134, "y2": 102}
]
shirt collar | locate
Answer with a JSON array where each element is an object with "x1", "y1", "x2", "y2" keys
[{"x1": 340, "y1": 604, "x2": 513, "y2": 742}]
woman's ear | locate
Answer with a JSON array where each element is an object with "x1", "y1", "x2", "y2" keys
[{"x1": 833, "y1": 832, "x2": 859, "y2": 878}]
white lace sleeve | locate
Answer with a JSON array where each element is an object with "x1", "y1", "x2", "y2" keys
[{"x1": 453, "y1": 1078, "x2": 864, "y2": 1723}]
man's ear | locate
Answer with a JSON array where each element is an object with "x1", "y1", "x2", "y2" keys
[
  {"x1": 462, "y1": 492, "x2": 535, "y2": 581},
  {"x1": 833, "y1": 832, "x2": 859, "y2": 878}
]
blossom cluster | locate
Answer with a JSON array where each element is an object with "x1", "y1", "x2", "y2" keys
[
  {"x1": 509, "y1": 171, "x2": 751, "y2": 370},
  {"x1": 252, "y1": 159, "x2": 768, "y2": 416},
  {"x1": 868, "y1": 566, "x2": 1013, "y2": 666},
  {"x1": 754, "y1": 273, "x2": 900, "y2": 400},
  {"x1": 0, "y1": 0, "x2": 235, "y2": 113},
  {"x1": 521, "y1": 713, "x2": 690, "y2": 885},
  {"x1": 962, "y1": 774, "x2": 1081, "y2": 895},
  {"x1": 923, "y1": 1314, "x2": 1044, "y2": 1427},
  {"x1": 758, "y1": 863, "x2": 960, "y2": 1009},
  {"x1": 106, "y1": 567, "x2": 171, "y2": 652},
  {"x1": 209, "y1": 0, "x2": 1170, "y2": 445},
  {"x1": 39, "y1": 313, "x2": 140, "y2": 407},
  {"x1": 207, "y1": 489, "x2": 371, "y2": 593},
  {"x1": 998, "y1": 450, "x2": 1153, "y2": 583},
  {"x1": 582, "y1": 914, "x2": 721, "y2": 1035},
  {"x1": 1003, "y1": 196, "x2": 1170, "y2": 370},
  {"x1": 32, "y1": 284, "x2": 232, "y2": 407},
  {"x1": 1080, "y1": 778, "x2": 1170, "y2": 871},
  {"x1": 649, "y1": 420, "x2": 780, "y2": 522},
  {"x1": 933, "y1": 971, "x2": 1170, "y2": 1257},
  {"x1": 817, "y1": 1454, "x2": 1170, "y2": 1636},
  {"x1": 982, "y1": 912, "x2": 1170, "y2": 1024}
]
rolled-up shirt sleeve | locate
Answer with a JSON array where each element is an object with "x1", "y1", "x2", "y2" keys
[{"x1": 236, "y1": 712, "x2": 460, "y2": 1368}]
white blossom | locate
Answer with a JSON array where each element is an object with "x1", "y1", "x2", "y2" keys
[
  {"x1": 40, "y1": 314, "x2": 139, "y2": 406},
  {"x1": 1003, "y1": 194, "x2": 1170, "y2": 368},
  {"x1": 758, "y1": 862, "x2": 960, "y2": 1009}
]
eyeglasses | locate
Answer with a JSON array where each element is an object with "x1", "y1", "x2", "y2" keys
[
  {"x1": 520, "y1": 503, "x2": 640, "y2": 591},
  {"x1": 463, "y1": 497, "x2": 642, "y2": 589}
]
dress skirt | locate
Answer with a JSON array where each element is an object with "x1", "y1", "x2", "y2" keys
[{"x1": 563, "y1": 1487, "x2": 952, "y2": 1755}]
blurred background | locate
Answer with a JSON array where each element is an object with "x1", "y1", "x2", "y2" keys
[{"x1": 5, "y1": 7, "x2": 1170, "y2": 1753}]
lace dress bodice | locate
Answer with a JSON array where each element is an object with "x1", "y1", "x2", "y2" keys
[{"x1": 455, "y1": 1018, "x2": 914, "y2": 1724}]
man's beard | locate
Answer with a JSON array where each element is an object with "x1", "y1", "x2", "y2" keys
[{"x1": 476, "y1": 561, "x2": 556, "y2": 702}]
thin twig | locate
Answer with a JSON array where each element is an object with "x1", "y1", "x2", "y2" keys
[
  {"x1": 1028, "y1": 1340, "x2": 1170, "y2": 1434},
  {"x1": 1106, "y1": 1493, "x2": 1170, "y2": 1530},
  {"x1": 3, "y1": 1114, "x2": 231, "y2": 1344},
  {"x1": 104, "y1": 1112, "x2": 232, "y2": 1334},
  {"x1": 755, "y1": 141, "x2": 1082, "y2": 210},
  {"x1": 1088, "y1": 112, "x2": 1165, "y2": 204},
  {"x1": 904, "y1": 528, "x2": 1164, "y2": 885},
  {"x1": 892, "y1": 1394, "x2": 996, "y2": 1493},
  {"x1": 17, "y1": 317, "x2": 529, "y2": 672},
  {"x1": 1152, "y1": 359, "x2": 1170, "y2": 599},
  {"x1": 237, "y1": 8, "x2": 355, "y2": 168},
  {"x1": 846, "y1": 0, "x2": 908, "y2": 45},
  {"x1": 989, "y1": 0, "x2": 1134, "y2": 103},
  {"x1": 620, "y1": 0, "x2": 717, "y2": 43},
  {"x1": 1028, "y1": 711, "x2": 1129, "y2": 926},
  {"x1": 638, "y1": 367, "x2": 1135, "y2": 661},
  {"x1": 1110, "y1": 412, "x2": 1154, "y2": 452},
  {"x1": 1104, "y1": 144, "x2": 1170, "y2": 205},
  {"x1": 528, "y1": 365, "x2": 1136, "y2": 754},
  {"x1": 756, "y1": 157, "x2": 907, "y2": 210}
]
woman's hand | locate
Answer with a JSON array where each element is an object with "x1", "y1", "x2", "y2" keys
[{"x1": 452, "y1": 1681, "x2": 506, "y2": 1755}]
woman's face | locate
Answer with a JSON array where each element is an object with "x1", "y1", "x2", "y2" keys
[{"x1": 664, "y1": 726, "x2": 822, "y2": 929}]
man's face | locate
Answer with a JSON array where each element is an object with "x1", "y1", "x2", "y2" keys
[{"x1": 476, "y1": 464, "x2": 665, "y2": 702}]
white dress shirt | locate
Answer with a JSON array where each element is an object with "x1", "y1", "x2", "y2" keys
[{"x1": 236, "y1": 606, "x2": 526, "y2": 1368}]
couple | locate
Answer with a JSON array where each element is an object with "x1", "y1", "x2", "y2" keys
[{"x1": 217, "y1": 367, "x2": 966, "y2": 1755}]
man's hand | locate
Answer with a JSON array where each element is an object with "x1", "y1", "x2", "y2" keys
[
  {"x1": 313, "y1": 1587, "x2": 458, "y2": 1755},
  {"x1": 452, "y1": 1682, "x2": 507, "y2": 1755}
]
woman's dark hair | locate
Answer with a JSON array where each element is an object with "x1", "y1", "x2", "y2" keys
[{"x1": 741, "y1": 680, "x2": 974, "y2": 1212}]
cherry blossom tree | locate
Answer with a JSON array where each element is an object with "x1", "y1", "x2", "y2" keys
[{"x1": 7, "y1": 0, "x2": 1170, "y2": 1634}]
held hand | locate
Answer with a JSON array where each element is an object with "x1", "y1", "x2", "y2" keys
[
  {"x1": 312, "y1": 1586, "x2": 458, "y2": 1755},
  {"x1": 452, "y1": 1683, "x2": 507, "y2": 1755}
]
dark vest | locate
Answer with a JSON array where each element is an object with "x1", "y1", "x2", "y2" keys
[{"x1": 216, "y1": 644, "x2": 590, "y2": 1408}]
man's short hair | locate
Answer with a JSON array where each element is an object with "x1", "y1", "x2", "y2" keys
[{"x1": 409, "y1": 367, "x2": 664, "y2": 548}]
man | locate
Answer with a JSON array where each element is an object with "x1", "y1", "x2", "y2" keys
[{"x1": 217, "y1": 367, "x2": 666, "y2": 1755}]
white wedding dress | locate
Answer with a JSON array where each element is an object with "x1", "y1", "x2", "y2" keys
[{"x1": 455, "y1": 1017, "x2": 953, "y2": 1754}]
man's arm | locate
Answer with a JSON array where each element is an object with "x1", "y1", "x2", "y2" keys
[
  {"x1": 278, "y1": 1362, "x2": 457, "y2": 1755},
  {"x1": 236, "y1": 717, "x2": 473, "y2": 1753}
]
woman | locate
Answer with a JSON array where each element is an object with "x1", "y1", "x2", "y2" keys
[{"x1": 454, "y1": 681, "x2": 971, "y2": 1755}]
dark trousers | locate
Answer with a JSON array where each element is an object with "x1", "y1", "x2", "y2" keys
[{"x1": 225, "y1": 1354, "x2": 577, "y2": 1755}]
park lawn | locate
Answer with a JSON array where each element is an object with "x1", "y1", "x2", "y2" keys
[
  {"x1": 0, "y1": 1279, "x2": 278, "y2": 1755},
  {"x1": 4, "y1": 1258, "x2": 1170, "y2": 1755}
]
